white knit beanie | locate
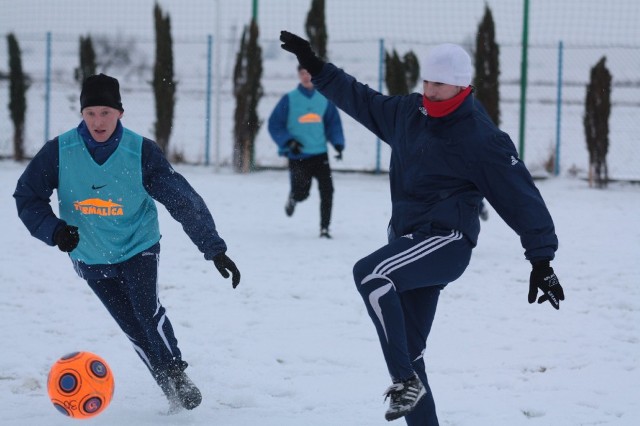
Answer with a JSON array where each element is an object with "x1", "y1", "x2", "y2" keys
[{"x1": 422, "y1": 43, "x2": 472, "y2": 87}]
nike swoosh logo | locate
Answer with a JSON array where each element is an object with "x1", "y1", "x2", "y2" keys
[{"x1": 91, "y1": 184, "x2": 107, "y2": 190}]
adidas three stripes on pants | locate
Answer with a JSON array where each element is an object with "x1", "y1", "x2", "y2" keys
[
  {"x1": 353, "y1": 229, "x2": 472, "y2": 426},
  {"x1": 84, "y1": 242, "x2": 183, "y2": 376}
]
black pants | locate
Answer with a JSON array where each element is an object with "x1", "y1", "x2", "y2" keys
[
  {"x1": 81, "y1": 243, "x2": 183, "y2": 377},
  {"x1": 352, "y1": 231, "x2": 472, "y2": 425},
  {"x1": 288, "y1": 153, "x2": 334, "y2": 229}
]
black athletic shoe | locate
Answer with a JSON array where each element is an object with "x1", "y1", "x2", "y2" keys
[
  {"x1": 156, "y1": 372, "x2": 182, "y2": 414},
  {"x1": 156, "y1": 364, "x2": 202, "y2": 412},
  {"x1": 285, "y1": 194, "x2": 296, "y2": 216},
  {"x1": 320, "y1": 227, "x2": 332, "y2": 238},
  {"x1": 383, "y1": 374, "x2": 426, "y2": 421}
]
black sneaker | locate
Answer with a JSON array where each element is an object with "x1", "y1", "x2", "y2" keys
[
  {"x1": 156, "y1": 364, "x2": 202, "y2": 412},
  {"x1": 320, "y1": 227, "x2": 332, "y2": 238},
  {"x1": 285, "y1": 194, "x2": 296, "y2": 216},
  {"x1": 156, "y1": 372, "x2": 182, "y2": 414},
  {"x1": 383, "y1": 374, "x2": 426, "y2": 421}
]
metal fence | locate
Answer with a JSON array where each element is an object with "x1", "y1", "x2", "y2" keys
[{"x1": 1, "y1": 0, "x2": 639, "y2": 179}]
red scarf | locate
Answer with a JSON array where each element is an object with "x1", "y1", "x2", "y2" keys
[{"x1": 423, "y1": 86, "x2": 472, "y2": 118}]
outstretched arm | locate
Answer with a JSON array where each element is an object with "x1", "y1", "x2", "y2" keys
[
  {"x1": 14, "y1": 139, "x2": 66, "y2": 246},
  {"x1": 142, "y1": 139, "x2": 227, "y2": 259},
  {"x1": 142, "y1": 140, "x2": 241, "y2": 287},
  {"x1": 280, "y1": 30, "x2": 403, "y2": 145}
]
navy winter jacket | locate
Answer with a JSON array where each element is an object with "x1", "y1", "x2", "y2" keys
[
  {"x1": 313, "y1": 63, "x2": 557, "y2": 261},
  {"x1": 13, "y1": 122, "x2": 227, "y2": 261}
]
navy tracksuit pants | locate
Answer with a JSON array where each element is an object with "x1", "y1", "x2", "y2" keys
[
  {"x1": 288, "y1": 153, "x2": 334, "y2": 229},
  {"x1": 76, "y1": 243, "x2": 183, "y2": 378},
  {"x1": 353, "y1": 230, "x2": 472, "y2": 426}
]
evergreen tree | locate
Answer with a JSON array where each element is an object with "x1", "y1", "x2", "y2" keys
[
  {"x1": 232, "y1": 19, "x2": 263, "y2": 173},
  {"x1": 385, "y1": 50, "x2": 404, "y2": 95},
  {"x1": 74, "y1": 35, "x2": 97, "y2": 86},
  {"x1": 403, "y1": 51, "x2": 420, "y2": 92},
  {"x1": 7, "y1": 33, "x2": 28, "y2": 161},
  {"x1": 152, "y1": 2, "x2": 176, "y2": 154},
  {"x1": 584, "y1": 57, "x2": 611, "y2": 188},
  {"x1": 385, "y1": 49, "x2": 420, "y2": 95},
  {"x1": 474, "y1": 4, "x2": 500, "y2": 125},
  {"x1": 305, "y1": 0, "x2": 328, "y2": 61}
]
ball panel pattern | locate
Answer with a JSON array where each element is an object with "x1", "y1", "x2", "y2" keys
[{"x1": 47, "y1": 351, "x2": 114, "y2": 419}]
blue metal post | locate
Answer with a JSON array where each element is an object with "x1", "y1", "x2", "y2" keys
[
  {"x1": 44, "y1": 32, "x2": 52, "y2": 142},
  {"x1": 376, "y1": 38, "x2": 384, "y2": 174},
  {"x1": 554, "y1": 40, "x2": 563, "y2": 176},
  {"x1": 205, "y1": 34, "x2": 213, "y2": 166}
]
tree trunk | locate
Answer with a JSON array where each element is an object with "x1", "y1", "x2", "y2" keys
[{"x1": 13, "y1": 122, "x2": 24, "y2": 161}]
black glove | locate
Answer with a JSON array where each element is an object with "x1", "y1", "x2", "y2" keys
[
  {"x1": 53, "y1": 224, "x2": 80, "y2": 252},
  {"x1": 280, "y1": 31, "x2": 325, "y2": 76},
  {"x1": 528, "y1": 260, "x2": 564, "y2": 310},
  {"x1": 334, "y1": 146, "x2": 344, "y2": 161},
  {"x1": 287, "y1": 139, "x2": 303, "y2": 155},
  {"x1": 213, "y1": 252, "x2": 241, "y2": 289}
]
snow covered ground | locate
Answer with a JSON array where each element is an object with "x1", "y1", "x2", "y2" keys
[{"x1": 1, "y1": 160, "x2": 639, "y2": 425}]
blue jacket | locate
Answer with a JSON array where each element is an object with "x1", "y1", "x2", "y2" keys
[
  {"x1": 268, "y1": 84, "x2": 345, "y2": 159},
  {"x1": 14, "y1": 121, "x2": 228, "y2": 265},
  {"x1": 313, "y1": 64, "x2": 557, "y2": 261}
]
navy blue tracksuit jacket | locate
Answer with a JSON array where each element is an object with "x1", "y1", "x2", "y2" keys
[{"x1": 314, "y1": 63, "x2": 557, "y2": 261}]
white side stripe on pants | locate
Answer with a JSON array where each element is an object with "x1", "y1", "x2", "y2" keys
[
  {"x1": 361, "y1": 230, "x2": 463, "y2": 285},
  {"x1": 360, "y1": 230, "x2": 463, "y2": 342},
  {"x1": 369, "y1": 283, "x2": 394, "y2": 342}
]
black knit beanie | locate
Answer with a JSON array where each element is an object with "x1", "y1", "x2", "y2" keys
[{"x1": 80, "y1": 74, "x2": 124, "y2": 111}]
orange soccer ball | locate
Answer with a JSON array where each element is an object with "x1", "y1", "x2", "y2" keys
[{"x1": 47, "y1": 351, "x2": 115, "y2": 419}]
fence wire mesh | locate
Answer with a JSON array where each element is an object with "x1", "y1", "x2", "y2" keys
[{"x1": 1, "y1": 0, "x2": 638, "y2": 179}]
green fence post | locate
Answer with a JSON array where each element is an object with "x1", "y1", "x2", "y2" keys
[
  {"x1": 44, "y1": 31, "x2": 51, "y2": 143},
  {"x1": 518, "y1": 0, "x2": 529, "y2": 159},
  {"x1": 376, "y1": 38, "x2": 384, "y2": 174},
  {"x1": 205, "y1": 34, "x2": 212, "y2": 166},
  {"x1": 555, "y1": 40, "x2": 563, "y2": 176}
]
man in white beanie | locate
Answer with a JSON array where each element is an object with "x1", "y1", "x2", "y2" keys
[{"x1": 279, "y1": 32, "x2": 565, "y2": 425}]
